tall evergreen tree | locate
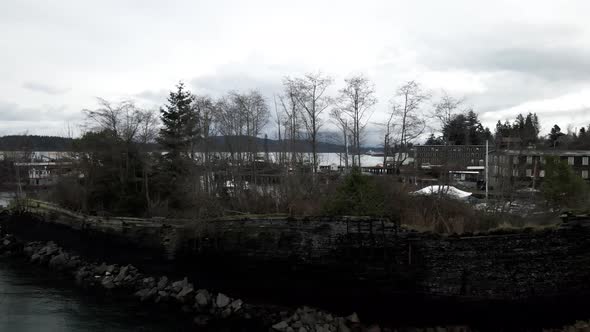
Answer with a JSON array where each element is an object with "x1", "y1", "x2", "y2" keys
[
  {"x1": 159, "y1": 82, "x2": 195, "y2": 157},
  {"x1": 442, "y1": 110, "x2": 491, "y2": 145},
  {"x1": 155, "y1": 82, "x2": 197, "y2": 210}
]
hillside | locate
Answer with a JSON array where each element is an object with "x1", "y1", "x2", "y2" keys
[{"x1": 0, "y1": 135, "x2": 364, "y2": 153}]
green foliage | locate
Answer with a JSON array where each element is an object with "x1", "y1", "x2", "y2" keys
[
  {"x1": 442, "y1": 110, "x2": 491, "y2": 145},
  {"x1": 73, "y1": 130, "x2": 146, "y2": 215},
  {"x1": 542, "y1": 156, "x2": 589, "y2": 208},
  {"x1": 494, "y1": 112, "x2": 540, "y2": 145},
  {"x1": 158, "y1": 82, "x2": 197, "y2": 159},
  {"x1": 156, "y1": 82, "x2": 201, "y2": 211},
  {"x1": 322, "y1": 170, "x2": 385, "y2": 216}
]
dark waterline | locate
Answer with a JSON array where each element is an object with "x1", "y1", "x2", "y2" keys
[{"x1": 0, "y1": 259, "x2": 189, "y2": 332}]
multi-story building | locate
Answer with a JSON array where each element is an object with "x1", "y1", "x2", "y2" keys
[
  {"x1": 490, "y1": 149, "x2": 590, "y2": 187},
  {"x1": 414, "y1": 145, "x2": 488, "y2": 169}
]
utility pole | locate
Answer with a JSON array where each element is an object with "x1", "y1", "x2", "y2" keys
[{"x1": 485, "y1": 139, "x2": 489, "y2": 201}]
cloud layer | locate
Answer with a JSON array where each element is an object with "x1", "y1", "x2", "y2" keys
[{"x1": 1, "y1": 0, "x2": 590, "y2": 144}]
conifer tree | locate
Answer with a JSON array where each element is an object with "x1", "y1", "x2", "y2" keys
[
  {"x1": 158, "y1": 82, "x2": 195, "y2": 160},
  {"x1": 155, "y1": 82, "x2": 198, "y2": 211}
]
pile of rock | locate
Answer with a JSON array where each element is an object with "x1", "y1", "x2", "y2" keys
[
  {"x1": 1, "y1": 237, "x2": 251, "y2": 327},
  {"x1": 0, "y1": 234, "x2": 376, "y2": 331},
  {"x1": 271, "y1": 307, "x2": 382, "y2": 332},
  {"x1": 0, "y1": 233, "x2": 20, "y2": 256}
]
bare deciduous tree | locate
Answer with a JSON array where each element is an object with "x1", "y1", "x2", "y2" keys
[
  {"x1": 432, "y1": 91, "x2": 463, "y2": 145},
  {"x1": 389, "y1": 81, "x2": 429, "y2": 172},
  {"x1": 285, "y1": 72, "x2": 333, "y2": 173},
  {"x1": 278, "y1": 81, "x2": 304, "y2": 167},
  {"x1": 83, "y1": 98, "x2": 143, "y2": 143},
  {"x1": 338, "y1": 74, "x2": 377, "y2": 168},
  {"x1": 330, "y1": 108, "x2": 350, "y2": 169}
]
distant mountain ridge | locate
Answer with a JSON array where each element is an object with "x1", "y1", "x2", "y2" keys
[
  {"x1": 0, "y1": 135, "x2": 73, "y2": 151},
  {"x1": 0, "y1": 135, "x2": 376, "y2": 153}
]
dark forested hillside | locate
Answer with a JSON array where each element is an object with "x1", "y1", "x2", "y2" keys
[
  {"x1": 0, "y1": 135, "x2": 74, "y2": 151},
  {"x1": 0, "y1": 135, "x2": 352, "y2": 153}
]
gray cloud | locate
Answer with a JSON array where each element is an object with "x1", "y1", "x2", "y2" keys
[
  {"x1": 134, "y1": 89, "x2": 169, "y2": 104},
  {"x1": 22, "y1": 81, "x2": 69, "y2": 95},
  {"x1": 0, "y1": 101, "x2": 76, "y2": 122}
]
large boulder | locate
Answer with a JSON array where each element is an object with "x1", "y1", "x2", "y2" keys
[
  {"x1": 176, "y1": 284, "x2": 194, "y2": 303},
  {"x1": 272, "y1": 321, "x2": 289, "y2": 331},
  {"x1": 114, "y1": 265, "x2": 129, "y2": 283},
  {"x1": 30, "y1": 253, "x2": 41, "y2": 264},
  {"x1": 171, "y1": 277, "x2": 188, "y2": 293},
  {"x1": 194, "y1": 289, "x2": 211, "y2": 309},
  {"x1": 215, "y1": 293, "x2": 231, "y2": 309},
  {"x1": 94, "y1": 263, "x2": 108, "y2": 275},
  {"x1": 48, "y1": 252, "x2": 68, "y2": 270},
  {"x1": 157, "y1": 276, "x2": 168, "y2": 290},
  {"x1": 101, "y1": 276, "x2": 115, "y2": 289}
]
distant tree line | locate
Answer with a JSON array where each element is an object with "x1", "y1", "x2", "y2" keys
[{"x1": 0, "y1": 135, "x2": 74, "y2": 151}]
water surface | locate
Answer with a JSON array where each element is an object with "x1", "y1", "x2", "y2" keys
[{"x1": 0, "y1": 259, "x2": 188, "y2": 332}]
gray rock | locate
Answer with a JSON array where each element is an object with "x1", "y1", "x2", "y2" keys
[
  {"x1": 75, "y1": 269, "x2": 91, "y2": 285},
  {"x1": 195, "y1": 289, "x2": 211, "y2": 308},
  {"x1": 134, "y1": 287, "x2": 157, "y2": 302},
  {"x1": 105, "y1": 265, "x2": 115, "y2": 274},
  {"x1": 30, "y1": 253, "x2": 41, "y2": 263},
  {"x1": 23, "y1": 246, "x2": 34, "y2": 256},
  {"x1": 215, "y1": 293, "x2": 230, "y2": 308},
  {"x1": 298, "y1": 328, "x2": 307, "y2": 332},
  {"x1": 346, "y1": 312, "x2": 360, "y2": 324},
  {"x1": 141, "y1": 277, "x2": 156, "y2": 289},
  {"x1": 171, "y1": 277, "x2": 188, "y2": 291},
  {"x1": 101, "y1": 276, "x2": 115, "y2": 289},
  {"x1": 49, "y1": 253, "x2": 68, "y2": 269},
  {"x1": 221, "y1": 307, "x2": 232, "y2": 318},
  {"x1": 301, "y1": 313, "x2": 316, "y2": 326},
  {"x1": 94, "y1": 263, "x2": 108, "y2": 275},
  {"x1": 114, "y1": 265, "x2": 129, "y2": 283},
  {"x1": 272, "y1": 320, "x2": 289, "y2": 331},
  {"x1": 176, "y1": 285, "x2": 194, "y2": 302},
  {"x1": 229, "y1": 299, "x2": 243, "y2": 312},
  {"x1": 157, "y1": 276, "x2": 168, "y2": 290}
]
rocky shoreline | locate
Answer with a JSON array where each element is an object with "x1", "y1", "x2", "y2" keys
[{"x1": 0, "y1": 230, "x2": 377, "y2": 332}]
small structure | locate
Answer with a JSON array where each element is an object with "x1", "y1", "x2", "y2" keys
[{"x1": 411, "y1": 185, "x2": 472, "y2": 200}]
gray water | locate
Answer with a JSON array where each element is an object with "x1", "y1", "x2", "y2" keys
[{"x1": 0, "y1": 259, "x2": 188, "y2": 332}]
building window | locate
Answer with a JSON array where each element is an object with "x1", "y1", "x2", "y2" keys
[
  {"x1": 541, "y1": 157, "x2": 546, "y2": 164},
  {"x1": 526, "y1": 169, "x2": 532, "y2": 177},
  {"x1": 540, "y1": 170, "x2": 545, "y2": 178},
  {"x1": 513, "y1": 156, "x2": 518, "y2": 164},
  {"x1": 583, "y1": 157, "x2": 589, "y2": 166},
  {"x1": 512, "y1": 169, "x2": 519, "y2": 177},
  {"x1": 568, "y1": 157, "x2": 575, "y2": 165},
  {"x1": 583, "y1": 170, "x2": 589, "y2": 179},
  {"x1": 526, "y1": 156, "x2": 532, "y2": 164}
]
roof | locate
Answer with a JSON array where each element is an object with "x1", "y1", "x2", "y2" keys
[
  {"x1": 497, "y1": 149, "x2": 590, "y2": 156},
  {"x1": 449, "y1": 171, "x2": 480, "y2": 174},
  {"x1": 411, "y1": 185, "x2": 472, "y2": 199}
]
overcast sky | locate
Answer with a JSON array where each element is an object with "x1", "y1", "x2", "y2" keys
[{"x1": 2, "y1": 0, "x2": 590, "y2": 145}]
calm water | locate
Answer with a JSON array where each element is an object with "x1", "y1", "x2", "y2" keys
[{"x1": 0, "y1": 259, "x2": 188, "y2": 332}]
